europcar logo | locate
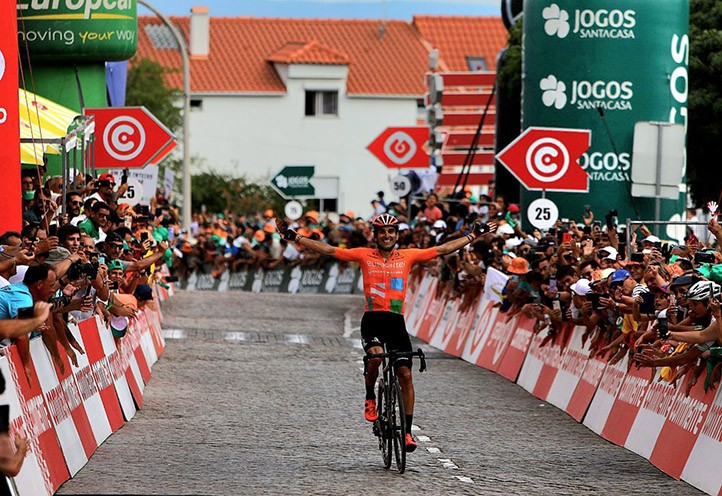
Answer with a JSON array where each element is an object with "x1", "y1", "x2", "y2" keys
[
  {"x1": 17, "y1": 0, "x2": 134, "y2": 21},
  {"x1": 540, "y1": 75, "x2": 633, "y2": 111},
  {"x1": 543, "y1": 3, "x2": 636, "y2": 39}
]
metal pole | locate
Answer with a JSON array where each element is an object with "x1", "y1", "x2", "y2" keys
[
  {"x1": 138, "y1": 0, "x2": 192, "y2": 231},
  {"x1": 654, "y1": 123, "x2": 663, "y2": 237}
]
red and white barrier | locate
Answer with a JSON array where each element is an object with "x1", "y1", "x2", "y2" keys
[
  {"x1": 406, "y1": 272, "x2": 722, "y2": 495},
  {"x1": 0, "y1": 301, "x2": 168, "y2": 495}
]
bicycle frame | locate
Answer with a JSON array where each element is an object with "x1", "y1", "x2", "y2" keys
[{"x1": 363, "y1": 347, "x2": 426, "y2": 473}]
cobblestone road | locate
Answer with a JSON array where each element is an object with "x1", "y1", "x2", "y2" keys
[{"x1": 58, "y1": 291, "x2": 702, "y2": 495}]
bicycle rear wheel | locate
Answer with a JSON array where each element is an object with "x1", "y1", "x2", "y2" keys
[
  {"x1": 376, "y1": 379, "x2": 392, "y2": 469},
  {"x1": 391, "y1": 379, "x2": 407, "y2": 473}
]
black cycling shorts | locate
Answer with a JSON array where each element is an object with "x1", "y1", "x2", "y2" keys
[{"x1": 360, "y1": 311, "x2": 413, "y2": 369}]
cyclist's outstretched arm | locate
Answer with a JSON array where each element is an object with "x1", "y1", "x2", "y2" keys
[
  {"x1": 275, "y1": 218, "x2": 336, "y2": 257},
  {"x1": 435, "y1": 222, "x2": 497, "y2": 256}
]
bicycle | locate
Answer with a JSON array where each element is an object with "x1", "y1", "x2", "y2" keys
[{"x1": 363, "y1": 347, "x2": 427, "y2": 474}]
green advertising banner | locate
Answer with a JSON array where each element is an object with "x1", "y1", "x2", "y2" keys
[
  {"x1": 522, "y1": 0, "x2": 689, "y2": 224},
  {"x1": 16, "y1": 0, "x2": 137, "y2": 61}
]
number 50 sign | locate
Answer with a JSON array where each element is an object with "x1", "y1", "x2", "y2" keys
[{"x1": 526, "y1": 198, "x2": 559, "y2": 230}]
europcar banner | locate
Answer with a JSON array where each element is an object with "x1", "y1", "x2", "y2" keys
[{"x1": 522, "y1": 0, "x2": 689, "y2": 222}]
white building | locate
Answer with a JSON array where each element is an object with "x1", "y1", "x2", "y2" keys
[{"x1": 136, "y1": 10, "x2": 506, "y2": 216}]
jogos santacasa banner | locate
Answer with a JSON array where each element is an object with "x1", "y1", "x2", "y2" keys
[
  {"x1": 1, "y1": 2, "x2": 22, "y2": 234},
  {"x1": 16, "y1": 0, "x2": 137, "y2": 62},
  {"x1": 522, "y1": 0, "x2": 688, "y2": 221}
]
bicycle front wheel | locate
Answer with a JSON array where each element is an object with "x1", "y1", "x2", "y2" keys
[
  {"x1": 391, "y1": 379, "x2": 407, "y2": 473},
  {"x1": 377, "y1": 379, "x2": 392, "y2": 469}
]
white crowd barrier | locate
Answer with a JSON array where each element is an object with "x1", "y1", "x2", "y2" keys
[
  {"x1": 0, "y1": 283, "x2": 173, "y2": 495},
  {"x1": 405, "y1": 272, "x2": 722, "y2": 496}
]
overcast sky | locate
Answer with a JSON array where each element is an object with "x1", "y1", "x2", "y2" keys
[{"x1": 138, "y1": 0, "x2": 499, "y2": 19}]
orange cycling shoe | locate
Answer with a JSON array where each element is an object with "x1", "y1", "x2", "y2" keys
[
  {"x1": 405, "y1": 433, "x2": 417, "y2": 453},
  {"x1": 364, "y1": 399, "x2": 378, "y2": 422}
]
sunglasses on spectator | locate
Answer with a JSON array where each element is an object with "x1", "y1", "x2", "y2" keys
[
  {"x1": 69, "y1": 200, "x2": 82, "y2": 206},
  {"x1": 108, "y1": 243, "x2": 123, "y2": 250}
]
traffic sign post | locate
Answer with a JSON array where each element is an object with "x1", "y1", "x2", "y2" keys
[
  {"x1": 270, "y1": 166, "x2": 315, "y2": 200},
  {"x1": 496, "y1": 127, "x2": 591, "y2": 192},
  {"x1": 390, "y1": 174, "x2": 411, "y2": 198},
  {"x1": 86, "y1": 107, "x2": 176, "y2": 169},
  {"x1": 367, "y1": 127, "x2": 428, "y2": 168}
]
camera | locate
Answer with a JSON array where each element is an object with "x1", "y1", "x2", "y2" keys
[
  {"x1": 631, "y1": 252, "x2": 645, "y2": 263},
  {"x1": 67, "y1": 260, "x2": 99, "y2": 281},
  {"x1": 605, "y1": 209, "x2": 618, "y2": 230},
  {"x1": 695, "y1": 251, "x2": 716, "y2": 264},
  {"x1": 17, "y1": 306, "x2": 34, "y2": 319},
  {"x1": 587, "y1": 292, "x2": 608, "y2": 311}
]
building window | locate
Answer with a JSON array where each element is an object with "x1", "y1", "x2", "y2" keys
[
  {"x1": 305, "y1": 91, "x2": 338, "y2": 117},
  {"x1": 190, "y1": 98, "x2": 203, "y2": 111},
  {"x1": 466, "y1": 56, "x2": 488, "y2": 72}
]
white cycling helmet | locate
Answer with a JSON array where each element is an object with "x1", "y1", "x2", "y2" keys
[{"x1": 686, "y1": 281, "x2": 721, "y2": 301}]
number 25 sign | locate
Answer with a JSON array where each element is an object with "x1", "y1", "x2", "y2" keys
[{"x1": 527, "y1": 198, "x2": 559, "y2": 230}]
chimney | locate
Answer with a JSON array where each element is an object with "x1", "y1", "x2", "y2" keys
[{"x1": 190, "y1": 6, "x2": 209, "y2": 59}]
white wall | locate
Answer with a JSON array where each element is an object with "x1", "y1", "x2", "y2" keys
[{"x1": 188, "y1": 63, "x2": 420, "y2": 218}]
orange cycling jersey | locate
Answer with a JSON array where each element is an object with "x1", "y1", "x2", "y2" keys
[{"x1": 334, "y1": 247, "x2": 437, "y2": 314}]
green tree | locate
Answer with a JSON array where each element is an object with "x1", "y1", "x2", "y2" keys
[
  {"x1": 191, "y1": 171, "x2": 286, "y2": 215},
  {"x1": 687, "y1": 0, "x2": 722, "y2": 205},
  {"x1": 126, "y1": 58, "x2": 182, "y2": 133}
]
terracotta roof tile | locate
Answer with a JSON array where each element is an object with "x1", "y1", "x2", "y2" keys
[
  {"x1": 267, "y1": 40, "x2": 350, "y2": 65},
  {"x1": 136, "y1": 17, "x2": 430, "y2": 95},
  {"x1": 412, "y1": 16, "x2": 508, "y2": 71}
]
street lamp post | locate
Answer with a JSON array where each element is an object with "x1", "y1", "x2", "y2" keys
[{"x1": 137, "y1": 0, "x2": 192, "y2": 231}]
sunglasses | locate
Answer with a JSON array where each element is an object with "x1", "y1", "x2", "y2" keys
[
  {"x1": 108, "y1": 243, "x2": 123, "y2": 250},
  {"x1": 70, "y1": 200, "x2": 82, "y2": 206}
]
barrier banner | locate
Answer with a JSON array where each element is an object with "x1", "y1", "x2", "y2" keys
[
  {"x1": 428, "y1": 298, "x2": 462, "y2": 352},
  {"x1": 682, "y1": 383, "x2": 722, "y2": 495},
  {"x1": 225, "y1": 269, "x2": 254, "y2": 291},
  {"x1": 460, "y1": 298, "x2": 499, "y2": 366},
  {"x1": 516, "y1": 328, "x2": 564, "y2": 399},
  {"x1": 30, "y1": 339, "x2": 95, "y2": 476},
  {"x1": 475, "y1": 310, "x2": 519, "y2": 372},
  {"x1": 496, "y1": 314, "x2": 535, "y2": 382},
  {"x1": 404, "y1": 270, "x2": 425, "y2": 322},
  {"x1": 134, "y1": 313, "x2": 159, "y2": 370},
  {"x1": 647, "y1": 371, "x2": 716, "y2": 479},
  {"x1": 415, "y1": 288, "x2": 446, "y2": 342},
  {"x1": 0, "y1": 355, "x2": 56, "y2": 496},
  {"x1": 442, "y1": 302, "x2": 480, "y2": 358},
  {"x1": 583, "y1": 355, "x2": 629, "y2": 435},
  {"x1": 566, "y1": 352, "x2": 607, "y2": 423},
  {"x1": 329, "y1": 263, "x2": 361, "y2": 294},
  {"x1": 545, "y1": 326, "x2": 594, "y2": 414},
  {"x1": 77, "y1": 318, "x2": 124, "y2": 433},
  {"x1": 406, "y1": 277, "x2": 437, "y2": 336},
  {"x1": 124, "y1": 319, "x2": 151, "y2": 386},
  {"x1": 141, "y1": 307, "x2": 165, "y2": 358},
  {"x1": 98, "y1": 317, "x2": 137, "y2": 419},
  {"x1": 600, "y1": 362, "x2": 655, "y2": 446}
]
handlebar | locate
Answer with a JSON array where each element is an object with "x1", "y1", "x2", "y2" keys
[{"x1": 363, "y1": 348, "x2": 427, "y2": 375}]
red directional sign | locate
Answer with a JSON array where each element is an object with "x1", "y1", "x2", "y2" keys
[
  {"x1": 86, "y1": 107, "x2": 176, "y2": 169},
  {"x1": 496, "y1": 127, "x2": 590, "y2": 192},
  {"x1": 367, "y1": 126, "x2": 428, "y2": 168}
]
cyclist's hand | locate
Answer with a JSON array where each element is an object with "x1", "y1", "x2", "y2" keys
[
  {"x1": 472, "y1": 221, "x2": 495, "y2": 237},
  {"x1": 274, "y1": 217, "x2": 298, "y2": 241}
]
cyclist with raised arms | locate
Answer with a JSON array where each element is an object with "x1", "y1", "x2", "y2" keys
[{"x1": 276, "y1": 213, "x2": 496, "y2": 452}]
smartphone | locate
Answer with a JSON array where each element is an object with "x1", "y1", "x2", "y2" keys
[
  {"x1": 592, "y1": 221, "x2": 601, "y2": 231},
  {"x1": 17, "y1": 307, "x2": 34, "y2": 319},
  {"x1": 631, "y1": 252, "x2": 644, "y2": 263},
  {"x1": 562, "y1": 232, "x2": 572, "y2": 244},
  {"x1": 549, "y1": 278, "x2": 557, "y2": 293},
  {"x1": 164, "y1": 276, "x2": 179, "y2": 283},
  {"x1": 658, "y1": 318, "x2": 669, "y2": 338},
  {"x1": 583, "y1": 225, "x2": 592, "y2": 235},
  {"x1": 98, "y1": 256, "x2": 106, "y2": 265},
  {"x1": 638, "y1": 291, "x2": 656, "y2": 315},
  {"x1": 109, "y1": 281, "x2": 119, "y2": 291},
  {"x1": 552, "y1": 300, "x2": 561, "y2": 312},
  {"x1": 140, "y1": 232, "x2": 149, "y2": 242},
  {"x1": 0, "y1": 405, "x2": 8, "y2": 434},
  {"x1": 695, "y1": 251, "x2": 715, "y2": 264}
]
